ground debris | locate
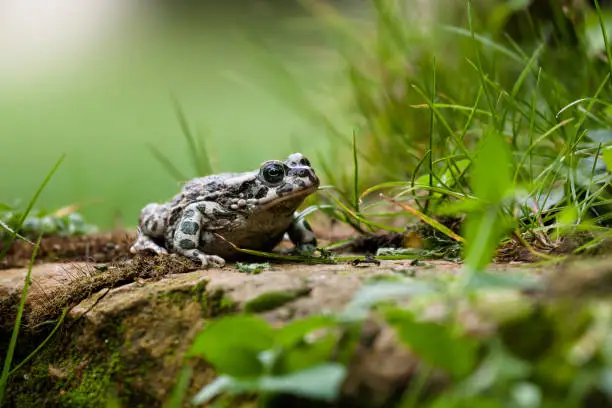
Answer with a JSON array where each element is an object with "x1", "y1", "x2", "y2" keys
[
  {"x1": 0, "y1": 230, "x2": 137, "y2": 269},
  {"x1": 351, "y1": 254, "x2": 382, "y2": 267}
]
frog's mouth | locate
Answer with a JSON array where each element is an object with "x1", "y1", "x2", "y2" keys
[{"x1": 259, "y1": 185, "x2": 319, "y2": 211}]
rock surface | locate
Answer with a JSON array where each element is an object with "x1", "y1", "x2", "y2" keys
[{"x1": 0, "y1": 257, "x2": 524, "y2": 407}]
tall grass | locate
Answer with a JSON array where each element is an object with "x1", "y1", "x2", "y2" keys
[
  {"x1": 0, "y1": 155, "x2": 65, "y2": 405},
  {"x1": 0, "y1": 155, "x2": 65, "y2": 258},
  {"x1": 262, "y1": 0, "x2": 612, "y2": 263},
  {"x1": 148, "y1": 98, "x2": 215, "y2": 182}
]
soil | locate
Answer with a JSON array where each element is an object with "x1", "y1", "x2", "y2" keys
[{"x1": 1, "y1": 231, "x2": 137, "y2": 269}]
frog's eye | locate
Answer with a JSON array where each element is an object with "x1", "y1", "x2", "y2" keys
[{"x1": 262, "y1": 162, "x2": 286, "y2": 184}]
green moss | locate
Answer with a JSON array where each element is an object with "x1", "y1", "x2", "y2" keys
[
  {"x1": 152, "y1": 279, "x2": 209, "y2": 306},
  {"x1": 60, "y1": 352, "x2": 120, "y2": 408},
  {"x1": 365, "y1": 274, "x2": 407, "y2": 283},
  {"x1": 201, "y1": 289, "x2": 238, "y2": 317},
  {"x1": 6, "y1": 275, "x2": 245, "y2": 406},
  {"x1": 152, "y1": 278, "x2": 233, "y2": 317},
  {"x1": 243, "y1": 287, "x2": 311, "y2": 313}
]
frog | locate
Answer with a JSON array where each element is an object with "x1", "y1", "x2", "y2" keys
[{"x1": 129, "y1": 153, "x2": 319, "y2": 267}]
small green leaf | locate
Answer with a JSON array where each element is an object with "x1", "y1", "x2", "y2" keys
[
  {"x1": 375, "y1": 247, "x2": 428, "y2": 257},
  {"x1": 462, "y1": 140, "x2": 517, "y2": 274},
  {"x1": 276, "y1": 335, "x2": 338, "y2": 374},
  {"x1": 603, "y1": 148, "x2": 612, "y2": 172},
  {"x1": 235, "y1": 262, "x2": 270, "y2": 275},
  {"x1": 0, "y1": 220, "x2": 34, "y2": 245},
  {"x1": 0, "y1": 203, "x2": 12, "y2": 211},
  {"x1": 472, "y1": 131, "x2": 512, "y2": 203},
  {"x1": 192, "y1": 376, "x2": 234, "y2": 405},
  {"x1": 414, "y1": 174, "x2": 431, "y2": 186},
  {"x1": 342, "y1": 281, "x2": 434, "y2": 321},
  {"x1": 463, "y1": 208, "x2": 510, "y2": 273},
  {"x1": 440, "y1": 159, "x2": 471, "y2": 187},
  {"x1": 163, "y1": 366, "x2": 192, "y2": 408},
  {"x1": 276, "y1": 315, "x2": 337, "y2": 348},
  {"x1": 386, "y1": 309, "x2": 478, "y2": 379},
  {"x1": 193, "y1": 364, "x2": 347, "y2": 404},
  {"x1": 588, "y1": 129, "x2": 612, "y2": 144},
  {"x1": 466, "y1": 271, "x2": 541, "y2": 291},
  {"x1": 511, "y1": 382, "x2": 542, "y2": 408},
  {"x1": 437, "y1": 198, "x2": 483, "y2": 215},
  {"x1": 257, "y1": 363, "x2": 347, "y2": 402},
  {"x1": 462, "y1": 340, "x2": 531, "y2": 396},
  {"x1": 188, "y1": 315, "x2": 275, "y2": 377},
  {"x1": 428, "y1": 395, "x2": 504, "y2": 408}
]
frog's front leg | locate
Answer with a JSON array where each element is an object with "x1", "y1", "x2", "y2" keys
[
  {"x1": 173, "y1": 202, "x2": 226, "y2": 268},
  {"x1": 287, "y1": 212, "x2": 317, "y2": 253}
]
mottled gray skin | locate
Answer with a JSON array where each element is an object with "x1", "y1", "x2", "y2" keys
[{"x1": 130, "y1": 153, "x2": 319, "y2": 267}]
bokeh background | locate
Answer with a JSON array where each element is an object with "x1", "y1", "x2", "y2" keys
[{"x1": 0, "y1": 0, "x2": 361, "y2": 229}]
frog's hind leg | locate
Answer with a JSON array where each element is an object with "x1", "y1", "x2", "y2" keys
[{"x1": 130, "y1": 203, "x2": 169, "y2": 255}]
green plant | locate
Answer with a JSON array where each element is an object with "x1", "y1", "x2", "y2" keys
[
  {"x1": 187, "y1": 314, "x2": 347, "y2": 406},
  {"x1": 0, "y1": 205, "x2": 97, "y2": 245},
  {"x1": 148, "y1": 97, "x2": 215, "y2": 181},
  {"x1": 239, "y1": 0, "x2": 612, "y2": 268},
  {"x1": 0, "y1": 155, "x2": 66, "y2": 405},
  {"x1": 0, "y1": 155, "x2": 66, "y2": 254}
]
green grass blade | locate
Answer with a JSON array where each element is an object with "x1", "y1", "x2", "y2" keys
[
  {"x1": 411, "y1": 84, "x2": 473, "y2": 160},
  {"x1": 513, "y1": 119, "x2": 574, "y2": 184},
  {"x1": 425, "y1": 56, "x2": 436, "y2": 213},
  {"x1": 441, "y1": 25, "x2": 522, "y2": 62},
  {"x1": 594, "y1": 0, "x2": 612, "y2": 78},
  {"x1": 214, "y1": 233, "x2": 336, "y2": 264},
  {"x1": 172, "y1": 96, "x2": 199, "y2": 172},
  {"x1": 8, "y1": 308, "x2": 68, "y2": 377},
  {"x1": 0, "y1": 233, "x2": 43, "y2": 404},
  {"x1": 171, "y1": 97, "x2": 212, "y2": 177},
  {"x1": 510, "y1": 42, "x2": 544, "y2": 98},
  {"x1": 0, "y1": 220, "x2": 34, "y2": 246},
  {"x1": 0, "y1": 154, "x2": 65, "y2": 261},
  {"x1": 352, "y1": 130, "x2": 360, "y2": 214},
  {"x1": 163, "y1": 366, "x2": 193, "y2": 408},
  {"x1": 146, "y1": 143, "x2": 188, "y2": 182},
  {"x1": 381, "y1": 195, "x2": 464, "y2": 243}
]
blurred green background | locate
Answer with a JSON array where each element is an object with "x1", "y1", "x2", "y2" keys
[{"x1": 0, "y1": 1, "x2": 353, "y2": 229}]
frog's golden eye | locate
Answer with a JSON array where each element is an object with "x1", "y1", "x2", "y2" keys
[{"x1": 261, "y1": 161, "x2": 285, "y2": 185}]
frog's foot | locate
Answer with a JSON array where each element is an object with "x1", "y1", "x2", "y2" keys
[
  {"x1": 293, "y1": 243, "x2": 318, "y2": 256},
  {"x1": 182, "y1": 249, "x2": 226, "y2": 268},
  {"x1": 279, "y1": 243, "x2": 317, "y2": 256},
  {"x1": 130, "y1": 229, "x2": 168, "y2": 255}
]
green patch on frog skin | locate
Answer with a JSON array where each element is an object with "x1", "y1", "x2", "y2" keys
[{"x1": 243, "y1": 287, "x2": 312, "y2": 313}]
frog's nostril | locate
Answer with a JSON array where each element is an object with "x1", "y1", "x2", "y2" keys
[
  {"x1": 289, "y1": 167, "x2": 318, "y2": 185},
  {"x1": 289, "y1": 168, "x2": 308, "y2": 178}
]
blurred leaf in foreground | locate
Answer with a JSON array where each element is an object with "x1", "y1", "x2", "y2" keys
[{"x1": 463, "y1": 130, "x2": 515, "y2": 275}]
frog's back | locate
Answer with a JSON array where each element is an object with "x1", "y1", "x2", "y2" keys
[{"x1": 162, "y1": 171, "x2": 251, "y2": 247}]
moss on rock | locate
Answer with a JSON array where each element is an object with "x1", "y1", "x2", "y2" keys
[
  {"x1": 243, "y1": 287, "x2": 311, "y2": 313},
  {"x1": 4, "y1": 272, "x2": 232, "y2": 407}
]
